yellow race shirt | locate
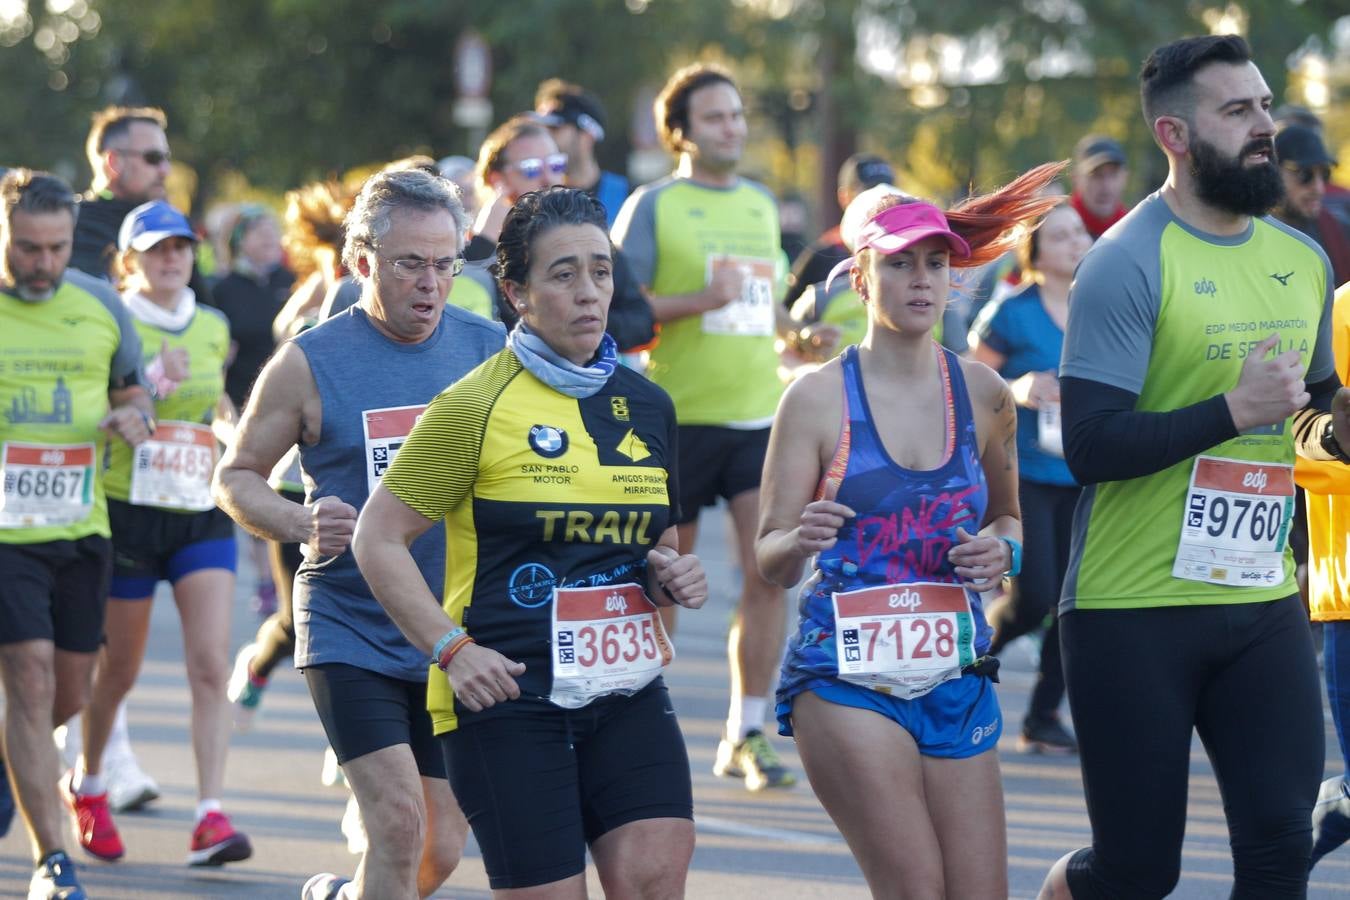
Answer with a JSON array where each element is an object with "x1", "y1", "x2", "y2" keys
[
  {"x1": 613, "y1": 175, "x2": 787, "y2": 426},
  {"x1": 381, "y1": 349, "x2": 680, "y2": 734}
]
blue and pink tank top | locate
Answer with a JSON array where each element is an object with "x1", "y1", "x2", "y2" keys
[{"x1": 777, "y1": 343, "x2": 994, "y2": 705}]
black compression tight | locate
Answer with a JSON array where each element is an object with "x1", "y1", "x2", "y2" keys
[{"x1": 1060, "y1": 595, "x2": 1322, "y2": 899}]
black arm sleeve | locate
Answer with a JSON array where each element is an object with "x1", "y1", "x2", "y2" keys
[
  {"x1": 1060, "y1": 376, "x2": 1238, "y2": 485},
  {"x1": 604, "y1": 251, "x2": 656, "y2": 352}
]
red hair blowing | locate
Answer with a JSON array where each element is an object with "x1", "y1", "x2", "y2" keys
[
  {"x1": 859, "y1": 161, "x2": 1068, "y2": 269},
  {"x1": 946, "y1": 161, "x2": 1069, "y2": 267}
]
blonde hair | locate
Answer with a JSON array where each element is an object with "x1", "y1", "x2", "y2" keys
[{"x1": 282, "y1": 180, "x2": 353, "y2": 280}]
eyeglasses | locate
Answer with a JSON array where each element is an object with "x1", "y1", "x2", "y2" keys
[
  {"x1": 380, "y1": 255, "x2": 464, "y2": 279},
  {"x1": 114, "y1": 148, "x2": 172, "y2": 166},
  {"x1": 1283, "y1": 163, "x2": 1331, "y2": 186},
  {"x1": 510, "y1": 153, "x2": 568, "y2": 180}
]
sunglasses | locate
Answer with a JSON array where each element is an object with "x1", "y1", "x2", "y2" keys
[
  {"x1": 115, "y1": 148, "x2": 172, "y2": 166},
  {"x1": 511, "y1": 153, "x2": 568, "y2": 180},
  {"x1": 1283, "y1": 163, "x2": 1331, "y2": 186}
]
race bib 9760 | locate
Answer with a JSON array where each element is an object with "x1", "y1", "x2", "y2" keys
[{"x1": 1172, "y1": 456, "x2": 1293, "y2": 588}]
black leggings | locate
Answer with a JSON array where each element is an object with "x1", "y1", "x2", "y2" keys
[
  {"x1": 252, "y1": 488, "x2": 303, "y2": 679},
  {"x1": 1061, "y1": 595, "x2": 1322, "y2": 899},
  {"x1": 986, "y1": 479, "x2": 1079, "y2": 723}
]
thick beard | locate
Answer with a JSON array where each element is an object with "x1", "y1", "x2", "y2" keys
[{"x1": 1189, "y1": 135, "x2": 1284, "y2": 217}]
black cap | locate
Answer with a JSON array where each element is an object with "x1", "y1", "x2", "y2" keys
[
  {"x1": 1276, "y1": 124, "x2": 1337, "y2": 168},
  {"x1": 838, "y1": 153, "x2": 895, "y2": 195},
  {"x1": 1074, "y1": 134, "x2": 1126, "y2": 172},
  {"x1": 535, "y1": 91, "x2": 607, "y2": 143}
]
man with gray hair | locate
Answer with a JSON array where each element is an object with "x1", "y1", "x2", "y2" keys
[
  {"x1": 213, "y1": 167, "x2": 504, "y2": 900},
  {"x1": 0, "y1": 169, "x2": 153, "y2": 900}
]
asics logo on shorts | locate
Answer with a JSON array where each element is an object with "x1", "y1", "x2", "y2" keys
[
  {"x1": 970, "y1": 719, "x2": 998, "y2": 746},
  {"x1": 888, "y1": 588, "x2": 922, "y2": 610}
]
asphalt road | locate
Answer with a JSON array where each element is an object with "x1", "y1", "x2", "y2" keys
[{"x1": 2, "y1": 508, "x2": 1348, "y2": 898}]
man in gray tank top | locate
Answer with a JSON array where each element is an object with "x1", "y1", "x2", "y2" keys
[{"x1": 213, "y1": 168, "x2": 504, "y2": 900}]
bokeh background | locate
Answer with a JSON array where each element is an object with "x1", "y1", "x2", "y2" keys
[{"x1": 1, "y1": 0, "x2": 1347, "y2": 229}]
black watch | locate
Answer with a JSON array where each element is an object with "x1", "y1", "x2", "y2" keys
[{"x1": 1322, "y1": 419, "x2": 1350, "y2": 464}]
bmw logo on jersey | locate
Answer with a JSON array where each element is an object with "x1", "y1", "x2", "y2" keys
[{"x1": 529, "y1": 424, "x2": 569, "y2": 459}]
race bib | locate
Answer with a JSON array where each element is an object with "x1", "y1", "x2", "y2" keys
[
  {"x1": 362, "y1": 405, "x2": 426, "y2": 495},
  {"x1": 550, "y1": 583, "x2": 673, "y2": 709},
  {"x1": 1037, "y1": 402, "x2": 1064, "y2": 458},
  {"x1": 832, "y1": 582, "x2": 977, "y2": 700},
  {"x1": 1172, "y1": 456, "x2": 1294, "y2": 588},
  {"x1": 130, "y1": 421, "x2": 216, "y2": 511},
  {"x1": 701, "y1": 256, "x2": 775, "y2": 337},
  {"x1": 0, "y1": 442, "x2": 95, "y2": 528}
]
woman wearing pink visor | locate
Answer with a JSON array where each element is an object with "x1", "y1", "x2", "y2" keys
[{"x1": 757, "y1": 163, "x2": 1065, "y2": 898}]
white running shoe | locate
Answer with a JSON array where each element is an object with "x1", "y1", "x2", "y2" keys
[
  {"x1": 301, "y1": 873, "x2": 351, "y2": 900},
  {"x1": 103, "y1": 746, "x2": 160, "y2": 813},
  {"x1": 340, "y1": 793, "x2": 367, "y2": 855}
]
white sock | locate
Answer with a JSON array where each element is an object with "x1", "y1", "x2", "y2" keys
[
  {"x1": 195, "y1": 798, "x2": 222, "y2": 823},
  {"x1": 73, "y1": 760, "x2": 104, "y2": 797},
  {"x1": 337, "y1": 882, "x2": 358, "y2": 900},
  {"x1": 727, "y1": 695, "x2": 769, "y2": 741}
]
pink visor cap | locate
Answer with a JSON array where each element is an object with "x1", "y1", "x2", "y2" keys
[{"x1": 825, "y1": 202, "x2": 971, "y2": 291}]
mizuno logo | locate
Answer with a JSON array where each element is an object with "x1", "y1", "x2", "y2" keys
[{"x1": 1270, "y1": 271, "x2": 1294, "y2": 286}]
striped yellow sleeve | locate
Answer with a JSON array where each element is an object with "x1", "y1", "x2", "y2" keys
[{"x1": 382, "y1": 350, "x2": 521, "y2": 520}]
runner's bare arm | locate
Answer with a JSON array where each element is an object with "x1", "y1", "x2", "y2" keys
[
  {"x1": 644, "y1": 256, "x2": 745, "y2": 322},
  {"x1": 756, "y1": 366, "x2": 853, "y2": 588},
  {"x1": 102, "y1": 384, "x2": 156, "y2": 446},
  {"x1": 356, "y1": 486, "x2": 525, "y2": 714},
  {"x1": 646, "y1": 529, "x2": 708, "y2": 609},
  {"x1": 213, "y1": 342, "x2": 324, "y2": 544},
  {"x1": 352, "y1": 483, "x2": 451, "y2": 653},
  {"x1": 950, "y1": 362, "x2": 1021, "y2": 583}
]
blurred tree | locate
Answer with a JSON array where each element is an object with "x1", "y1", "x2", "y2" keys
[{"x1": 0, "y1": 0, "x2": 1344, "y2": 216}]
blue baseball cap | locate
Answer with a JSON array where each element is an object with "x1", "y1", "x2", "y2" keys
[{"x1": 118, "y1": 200, "x2": 197, "y2": 252}]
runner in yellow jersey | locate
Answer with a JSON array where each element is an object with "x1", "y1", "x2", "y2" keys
[
  {"x1": 613, "y1": 63, "x2": 797, "y2": 790},
  {"x1": 68, "y1": 200, "x2": 251, "y2": 869},
  {"x1": 0, "y1": 170, "x2": 153, "y2": 900},
  {"x1": 355, "y1": 186, "x2": 707, "y2": 894}
]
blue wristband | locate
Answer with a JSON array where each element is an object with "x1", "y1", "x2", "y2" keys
[
  {"x1": 1000, "y1": 537, "x2": 1022, "y2": 577},
  {"x1": 431, "y1": 627, "x2": 465, "y2": 666}
]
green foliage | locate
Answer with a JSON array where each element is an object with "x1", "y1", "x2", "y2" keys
[{"x1": 0, "y1": 0, "x2": 1343, "y2": 213}]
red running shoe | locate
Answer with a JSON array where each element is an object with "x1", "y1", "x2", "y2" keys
[
  {"x1": 59, "y1": 770, "x2": 124, "y2": 862},
  {"x1": 187, "y1": 810, "x2": 252, "y2": 866}
]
